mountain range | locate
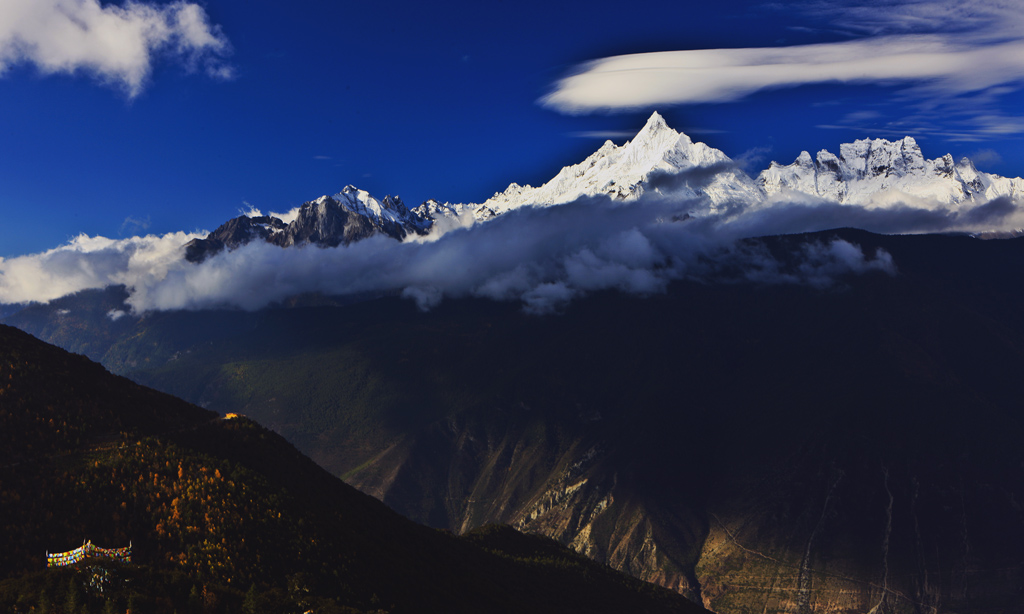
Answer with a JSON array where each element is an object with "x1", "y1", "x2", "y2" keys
[
  {"x1": 184, "y1": 187, "x2": 432, "y2": 263},
  {"x1": 181, "y1": 112, "x2": 1024, "y2": 263},
  {"x1": 758, "y1": 135, "x2": 1024, "y2": 207}
]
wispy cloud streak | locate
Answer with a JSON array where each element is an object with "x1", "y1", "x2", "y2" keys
[{"x1": 541, "y1": 1, "x2": 1024, "y2": 138}]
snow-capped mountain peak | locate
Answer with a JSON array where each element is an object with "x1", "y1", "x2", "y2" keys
[
  {"x1": 464, "y1": 111, "x2": 758, "y2": 219},
  {"x1": 621, "y1": 111, "x2": 678, "y2": 163},
  {"x1": 185, "y1": 185, "x2": 432, "y2": 262},
  {"x1": 325, "y1": 185, "x2": 417, "y2": 226},
  {"x1": 837, "y1": 136, "x2": 926, "y2": 181},
  {"x1": 186, "y1": 112, "x2": 1024, "y2": 264},
  {"x1": 758, "y1": 136, "x2": 1024, "y2": 207}
]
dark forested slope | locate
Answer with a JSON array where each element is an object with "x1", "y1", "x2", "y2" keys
[
  {"x1": 7, "y1": 229, "x2": 1024, "y2": 613},
  {"x1": 0, "y1": 324, "x2": 704, "y2": 614}
]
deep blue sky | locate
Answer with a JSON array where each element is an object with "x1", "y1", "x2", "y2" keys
[{"x1": 2, "y1": 0, "x2": 1023, "y2": 257}]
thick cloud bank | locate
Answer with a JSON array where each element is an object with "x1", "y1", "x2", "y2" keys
[
  {"x1": 126, "y1": 194, "x2": 912, "y2": 314},
  {"x1": 3, "y1": 190, "x2": 1019, "y2": 315},
  {"x1": 0, "y1": 0, "x2": 232, "y2": 96},
  {"x1": 0, "y1": 231, "x2": 203, "y2": 304}
]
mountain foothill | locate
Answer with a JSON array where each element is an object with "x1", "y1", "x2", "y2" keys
[{"x1": 0, "y1": 323, "x2": 704, "y2": 614}]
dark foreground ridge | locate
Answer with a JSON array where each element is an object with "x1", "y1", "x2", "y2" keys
[{"x1": 0, "y1": 324, "x2": 705, "y2": 614}]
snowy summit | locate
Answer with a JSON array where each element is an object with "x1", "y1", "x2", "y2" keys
[{"x1": 184, "y1": 112, "x2": 1024, "y2": 261}]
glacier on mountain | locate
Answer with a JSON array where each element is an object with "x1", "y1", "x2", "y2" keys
[
  {"x1": 448, "y1": 113, "x2": 1023, "y2": 228},
  {"x1": 185, "y1": 111, "x2": 1024, "y2": 261},
  {"x1": 472, "y1": 111, "x2": 761, "y2": 215},
  {"x1": 421, "y1": 111, "x2": 761, "y2": 226},
  {"x1": 758, "y1": 136, "x2": 1024, "y2": 208}
]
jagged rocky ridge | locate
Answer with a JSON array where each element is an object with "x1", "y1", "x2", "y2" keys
[
  {"x1": 184, "y1": 186, "x2": 432, "y2": 263},
  {"x1": 183, "y1": 112, "x2": 1024, "y2": 261},
  {"x1": 757, "y1": 136, "x2": 1024, "y2": 206}
]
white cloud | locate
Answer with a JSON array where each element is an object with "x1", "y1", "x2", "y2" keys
[
  {"x1": 964, "y1": 148, "x2": 1003, "y2": 166},
  {"x1": 268, "y1": 206, "x2": 302, "y2": 225},
  {"x1": 241, "y1": 202, "x2": 262, "y2": 217},
  {"x1": 239, "y1": 202, "x2": 302, "y2": 225},
  {"x1": 120, "y1": 215, "x2": 150, "y2": 234},
  {"x1": 541, "y1": 36, "x2": 1024, "y2": 112},
  {"x1": 540, "y1": 0, "x2": 1024, "y2": 138},
  {"x1": 401, "y1": 285, "x2": 443, "y2": 311},
  {"x1": 0, "y1": 230, "x2": 203, "y2": 304},
  {"x1": 0, "y1": 0, "x2": 232, "y2": 97},
  {"x1": 3, "y1": 190, "x2": 1019, "y2": 315},
  {"x1": 104, "y1": 195, "x2": 915, "y2": 314},
  {"x1": 732, "y1": 145, "x2": 774, "y2": 172},
  {"x1": 567, "y1": 130, "x2": 636, "y2": 140},
  {"x1": 817, "y1": 0, "x2": 1022, "y2": 38}
]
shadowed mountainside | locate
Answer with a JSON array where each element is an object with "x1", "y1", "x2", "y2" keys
[
  {"x1": 0, "y1": 323, "x2": 705, "y2": 614},
  {"x1": 7, "y1": 229, "x2": 1024, "y2": 613}
]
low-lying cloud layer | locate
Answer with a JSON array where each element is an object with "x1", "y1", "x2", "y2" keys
[
  {"x1": 2, "y1": 185, "x2": 1020, "y2": 315},
  {"x1": 0, "y1": 231, "x2": 202, "y2": 304},
  {"x1": 7, "y1": 187, "x2": 1019, "y2": 316},
  {"x1": 0, "y1": 0, "x2": 232, "y2": 96}
]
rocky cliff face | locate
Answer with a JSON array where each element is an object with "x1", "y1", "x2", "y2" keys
[
  {"x1": 338, "y1": 411, "x2": 709, "y2": 602},
  {"x1": 184, "y1": 214, "x2": 287, "y2": 262},
  {"x1": 340, "y1": 391, "x2": 1024, "y2": 614},
  {"x1": 694, "y1": 448, "x2": 1019, "y2": 614},
  {"x1": 184, "y1": 186, "x2": 431, "y2": 262}
]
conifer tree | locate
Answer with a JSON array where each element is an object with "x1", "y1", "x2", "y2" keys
[
  {"x1": 63, "y1": 578, "x2": 81, "y2": 614},
  {"x1": 242, "y1": 583, "x2": 259, "y2": 614}
]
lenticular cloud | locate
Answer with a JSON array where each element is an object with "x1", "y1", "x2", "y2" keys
[
  {"x1": 540, "y1": 37, "x2": 1024, "y2": 112},
  {"x1": 539, "y1": 0, "x2": 1024, "y2": 140}
]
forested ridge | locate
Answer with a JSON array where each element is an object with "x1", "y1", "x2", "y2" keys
[{"x1": 0, "y1": 324, "x2": 705, "y2": 614}]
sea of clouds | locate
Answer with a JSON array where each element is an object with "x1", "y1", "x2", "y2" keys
[{"x1": 3, "y1": 188, "x2": 1018, "y2": 316}]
